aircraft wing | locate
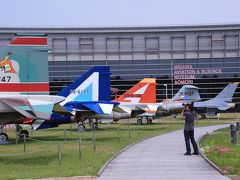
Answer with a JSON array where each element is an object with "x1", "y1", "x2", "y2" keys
[
  {"x1": 64, "y1": 101, "x2": 119, "y2": 115},
  {"x1": 0, "y1": 95, "x2": 65, "y2": 120},
  {"x1": 217, "y1": 105, "x2": 231, "y2": 111},
  {"x1": 1, "y1": 98, "x2": 37, "y2": 119},
  {"x1": 194, "y1": 100, "x2": 230, "y2": 111},
  {"x1": 115, "y1": 103, "x2": 159, "y2": 114},
  {"x1": 135, "y1": 104, "x2": 159, "y2": 113},
  {"x1": 157, "y1": 105, "x2": 168, "y2": 111},
  {"x1": 137, "y1": 112, "x2": 156, "y2": 117},
  {"x1": 113, "y1": 105, "x2": 131, "y2": 113},
  {"x1": 155, "y1": 101, "x2": 169, "y2": 112}
]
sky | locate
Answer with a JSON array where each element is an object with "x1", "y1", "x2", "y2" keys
[{"x1": 1, "y1": 0, "x2": 240, "y2": 27}]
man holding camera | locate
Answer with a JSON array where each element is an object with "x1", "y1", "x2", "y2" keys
[{"x1": 182, "y1": 104, "x2": 199, "y2": 156}]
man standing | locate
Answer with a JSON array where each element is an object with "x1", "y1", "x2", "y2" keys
[{"x1": 182, "y1": 104, "x2": 199, "y2": 155}]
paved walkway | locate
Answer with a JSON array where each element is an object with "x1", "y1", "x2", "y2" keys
[{"x1": 97, "y1": 124, "x2": 230, "y2": 180}]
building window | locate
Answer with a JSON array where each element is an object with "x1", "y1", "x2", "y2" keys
[
  {"x1": 212, "y1": 34, "x2": 225, "y2": 50},
  {"x1": 172, "y1": 36, "x2": 185, "y2": 51},
  {"x1": 120, "y1": 37, "x2": 133, "y2": 53},
  {"x1": 52, "y1": 38, "x2": 67, "y2": 53},
  {"x1": 52, "y1": 38, "x2": 67, "y2": 61},
  {"x1": 145, "y1": 36, "x2": 159, "y2": 53},
  {"x1": 79, "y1": 37, "x2": 94, "y2": 53},
  {"x1": 198, "y1": 35, "x2": 211, "y2": 51},
  {"x1": 225, "y1": 34, "x2": 238, "y2": 50},
  {"x1": 106, "y1": 37, "x2": 119, "y2": 53}
]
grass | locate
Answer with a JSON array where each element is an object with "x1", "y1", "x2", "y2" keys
[
  {"x1": 0, "y1": 114, "x2": 239, "y2": 179},
  {"x1": 200, "y1": 126, "x2": 240, "y2": 176}
]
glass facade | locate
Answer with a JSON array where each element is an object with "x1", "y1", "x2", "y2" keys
[{"x1": 49, "y1": 57, "x2": 240, "y2": 102}]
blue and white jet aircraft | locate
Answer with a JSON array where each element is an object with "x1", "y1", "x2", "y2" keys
[{"x1": 31, "y1": 66, "x2": 118, "y2": 131}]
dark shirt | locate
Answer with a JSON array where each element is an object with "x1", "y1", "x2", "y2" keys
[{"x1": 183, "y1": 110, "x2": 195, "y2": 131}]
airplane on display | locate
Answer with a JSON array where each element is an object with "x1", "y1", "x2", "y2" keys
[
  {"x1": 156, "y1": 85, "x2": 201, "y2": 117},
  {"x1": 193, "y1": 83, "x2": 239, "y2": 118},
  {"x1": 0, "y1": 35, "x2": 65, "y2": 143},
  {"x1": 32, "y1": 66, "x2": 119, "y2": 131},
  {"x1": 93, "y1": 78, "x2": 160, "y2": 125}
]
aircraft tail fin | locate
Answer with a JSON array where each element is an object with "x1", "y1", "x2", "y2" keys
[
  {"x1": 214, "y1": 83, "x2": 239, "y2": 102},
  {"x1": 114, "y1": 78, "x2": 156, "y2": 103},
  {"x1": 171, "y1": 85, "x2": 201, "y2": 103},
  {"x1": 0, "y1": 35, "x2": 50, "y2": 94},
  {"x1": 58, "y1": 66, "x2": 111, "y2": 106}
]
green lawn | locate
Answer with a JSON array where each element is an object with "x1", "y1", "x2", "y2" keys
[
  {"x1": 0, "y1": 114, "x2": 238, "y2": 179},
  {"x1": 200, "y1": 127, "x2": 240, "y2": 175}
]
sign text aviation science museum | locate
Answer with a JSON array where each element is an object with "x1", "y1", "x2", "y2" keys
[{"x1": 173, "y1": 64, "x2": 222, "y2": 85}]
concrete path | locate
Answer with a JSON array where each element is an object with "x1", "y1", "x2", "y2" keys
[{"x1": 97, "y1": 124, "x2": 230, "y2": 180}]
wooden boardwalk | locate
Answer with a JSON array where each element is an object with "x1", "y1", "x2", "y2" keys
[{"x1": 97, "y1": 124, "x2": 230, "y2": 180}]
